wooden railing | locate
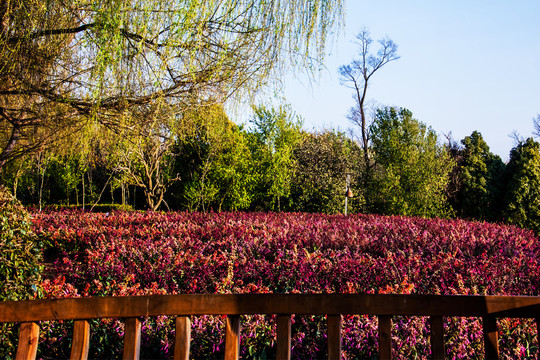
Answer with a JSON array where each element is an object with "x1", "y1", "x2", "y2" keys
[{"x1": 1, "y1": 294, "x2": 540, "y2": 359}]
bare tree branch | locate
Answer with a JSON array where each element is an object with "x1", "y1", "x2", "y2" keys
[
  {"x1": 7, "y1": 23, "x2": 95, "y2": 43},
  {"x1": 339, "y1": 27, "x2": 399, "y2": 181},
  {"x1": 533, "y1": 114, "x2": 540, "y2": 138}
]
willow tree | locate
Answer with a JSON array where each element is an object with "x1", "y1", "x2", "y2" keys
[{"x1": 0, "y1": 0, "x2": 344, "y2": 168}]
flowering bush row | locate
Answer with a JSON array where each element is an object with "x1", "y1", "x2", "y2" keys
[{"x1": 31, "y1": 210, "x2": 540, "y2": 359}]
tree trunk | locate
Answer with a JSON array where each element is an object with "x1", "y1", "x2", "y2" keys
[
  {"x1": 12, "y1": 161, "x2": 25, "y2": 198},
  {"x1": 39, "y1": 163, "x2": 47, "y2": 212},
  {"x1": 82, "y1": 172, "x2": 85, "y2": 210},
  {"x1": 110, "y1": 182, "x2": 115, "y2": 204},
  {"x1": 0, "y1": 122, "x2": 21, "y2": 169}
]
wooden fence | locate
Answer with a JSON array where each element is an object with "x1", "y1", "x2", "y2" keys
[{"x1": 1, "y1": 294, "x2": 540, "y2": 359}]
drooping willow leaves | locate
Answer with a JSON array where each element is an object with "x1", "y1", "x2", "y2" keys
[{"x1": 0, "y1": 0, "x2": 344, "y2": 167}]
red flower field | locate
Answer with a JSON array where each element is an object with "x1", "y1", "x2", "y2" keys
[{"x1": 31, "y1": 210, "x2": 540, "y2": 359}]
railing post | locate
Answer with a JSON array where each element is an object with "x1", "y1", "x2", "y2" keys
[
  {"x1": 483, "y1": 316, "x2": 499, "y2": 360},
  {"x1": 327, "y1": 315, "x2": 342, "y2": 360},
  {"x1": 70, "y1": 320, "x2": 90, "y2": 360},
  {"x1": 174, "y1": 316, "x2": 191, "y2": 360},
  {"x1": 224, "y1": 315, "x2": 240, "y2": 360},
  {"x1": 430, "y1": 316, "x2": 445, "y2": 360},
  {"x1": 16, "y1": 322, "x2": 39, "y2": 360},
  {"x1": 276, "y1": 315, "x2": 291, "y2": 360},
  {"x1": 537, "y1": 318, "x2": 540, "y2": 355},
  {"x1": 123, "y1": 317, "x2": 141, "y2": 360},
  {"x1": 378, "y1": 315, "x2": 392, "y2": 360}
]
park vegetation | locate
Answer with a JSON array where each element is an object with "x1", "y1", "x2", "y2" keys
[
  {"x1": 1, "y1": 0, "x2": 539, "y2": 232},
  {"x1": 1, "y1": 102, "x2": 539, "y2": 234},
  {"x1": 1, "y1": 0, "x2": 540, "y2": 357},
  {"x1": 20, "y1": 210, "x2": 540, "y2": 358}
]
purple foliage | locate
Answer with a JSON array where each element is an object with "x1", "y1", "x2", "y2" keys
[{"x1": 33, "y1": 211, "x2": 540, "y2": 359}]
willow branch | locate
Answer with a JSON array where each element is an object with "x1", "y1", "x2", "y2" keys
[{"x1": 7, "y1": 23, "x2": 95, "y2": 43}]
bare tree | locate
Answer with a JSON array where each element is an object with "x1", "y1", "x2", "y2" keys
[
  {"x1": 114, "y1": 105, "x2": 181, "y2": 211},
  {"x1": 533, "y1": 114, "x2": 540, "y2": 138},
  {"x1": 115, "y1": 135, "x2": 178, "y2": 211},
  {"x1": 442, "y1": 132, "x2": 464, "y2": 208},
  {"x1": 509, "y1": 130, "x2": 525, "y2": 145},
  {"x1": 339, "y1": 28, "x2": 399, "y2": 175}
]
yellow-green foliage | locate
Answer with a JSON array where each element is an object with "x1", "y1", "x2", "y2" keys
[
  {"x1": 0, "y1": 186, "x2": 43, "y2": 358},
  {"x1": 0, "y1": 186, "x2": 43, "y2": 301}
]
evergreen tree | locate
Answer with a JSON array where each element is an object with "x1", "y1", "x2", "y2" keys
[
  {"x1": 503, "y1": 138, "x2": 540, "y2": 234},
  {"x1": 169, "y1": 105, "x2": 254, "y2": 211},
  {"x1": 455, "y1": 131, "x2": 505, "y2": 221}
]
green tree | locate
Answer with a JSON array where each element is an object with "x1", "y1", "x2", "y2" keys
[
  {"x1": 454, "y1": 131, "x2": 505, "y2": 221},
  {"x1": 0, "y1": 153, "x2": 35, "y2": 200},
  {"x1": 170, "y1": 104, "x2": 254, "y2": 211},
  {"x1": 503, "y1": 138, "x2": 540, "y2": 234},
  {"x1": 247, "y1": 104, "x2": 303, "y2": 211},
  {"x1": 368, "y1": 107, "x2": 454, "y2": 218},
  {"x1": 290, "y1": 131, "x2": 363, "y2": 214},
  {"x1": 0, "y1": 0, "x2": 344, "y2": 168},
  {"x1": 0, "y1": 107, "x2": 118, "y2": 208}
]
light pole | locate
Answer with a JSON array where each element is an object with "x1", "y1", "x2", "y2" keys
[{"x1": 344, "y1": 174, "x2": 353, "y2": 215}]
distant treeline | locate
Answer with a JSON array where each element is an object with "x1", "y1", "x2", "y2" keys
[{"x1": 1, "y1": 104, "x2": 539, "y2": 234}]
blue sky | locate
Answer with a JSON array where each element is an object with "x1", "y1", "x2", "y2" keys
[{"x1": 282, "y1": 1, "x2": 540, "y2": 161}]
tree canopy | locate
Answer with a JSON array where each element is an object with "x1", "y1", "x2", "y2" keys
[
  {"x1": 247, "y1": 104, "x2": 303, "y2": 211},
  {"x1": 0, "y1": 0, "x2": 344, "y2": 167},
  {"x1": 290, "y1": 130, "x2": 362, "y2": 214},
  {"x1": 368, "y1": 107, "x2": 454, "y2": 217},
  {"x1": 454, "y1": 131, "x2": 505, "y2": 221},
  {"x1": 503, "y1": 138, "x2": 540, "y2": 234}
]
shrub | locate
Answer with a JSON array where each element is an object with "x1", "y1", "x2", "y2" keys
[
  {"x1": 0, "y1": 186, "x2": 43, "y2": 358},
  {"x1": 0, "y1": 186, "x2": 43, "y2": 300},
  {"x1": 39, "y1": 203, "x2": 133, "y2": 212}
]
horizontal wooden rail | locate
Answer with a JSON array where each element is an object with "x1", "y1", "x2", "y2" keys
[
  {"x1": 2, "y1": 294, "x2": 540, "y2": 322},
  {"x1": 1, "y1": 294, "x2": 539, "y2": 360}
]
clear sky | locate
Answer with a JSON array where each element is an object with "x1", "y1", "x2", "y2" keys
[{"x1": 282, "y1": 0, "x2": 540, "y2": 161}]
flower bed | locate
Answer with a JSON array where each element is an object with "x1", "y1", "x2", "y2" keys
[{"x1": 31, "y1": 211, "x2": 540, "y2": 358}]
